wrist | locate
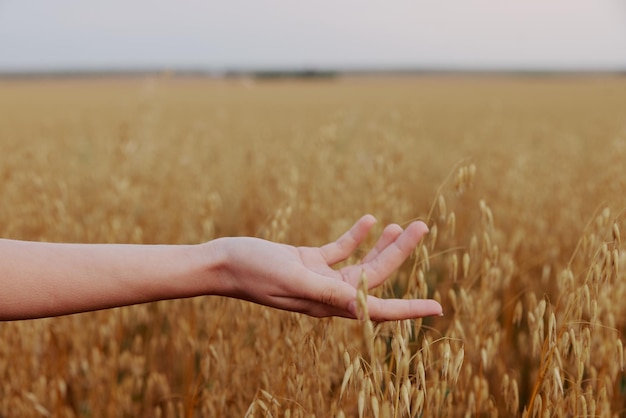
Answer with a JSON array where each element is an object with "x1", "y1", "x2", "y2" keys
[{"x1": 195, "y1": 238, "x2": 232, "y2": 297}]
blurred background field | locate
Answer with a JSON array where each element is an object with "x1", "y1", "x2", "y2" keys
[{"x1": 0, "y1": 75, "x2": 625, "y2": 416}]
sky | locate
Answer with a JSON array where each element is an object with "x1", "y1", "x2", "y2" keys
[{"x1": 0, "y1": 0, "x2": 625, "y2": 72}]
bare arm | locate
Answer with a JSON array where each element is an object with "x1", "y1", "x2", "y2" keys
[
  {"x1": 0, "y1": 239, "x2": 219, "y2": 320},
  {"x1": 0, "y1": 215, "x2": 443, "y2": 321}
]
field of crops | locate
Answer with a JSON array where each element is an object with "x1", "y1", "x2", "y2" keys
[{"x1": 1, "y1": 75, "x2": 625, "y2": 417}]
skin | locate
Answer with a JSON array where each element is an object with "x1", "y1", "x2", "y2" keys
[{"x1": 0, "y1": 215, "x2": 443, "y2": 321}]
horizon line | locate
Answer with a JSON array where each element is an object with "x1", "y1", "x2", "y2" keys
[{"x1": 1, "y1": 66, "x2": 626, "y2": 79}]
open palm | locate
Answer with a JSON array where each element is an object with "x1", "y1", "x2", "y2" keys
[{"x1": 215, "y1": 215, "x2": 443, "y2": 321}]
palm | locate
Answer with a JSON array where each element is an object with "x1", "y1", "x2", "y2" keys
[{"x1": 221, "y1": 215, "x2": 442, "y2": 321}]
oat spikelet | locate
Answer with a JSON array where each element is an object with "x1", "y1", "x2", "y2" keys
[
  {"x1": 244, "y1": 402, "x2": 256, "y2": 418},
  {"x1": 401, "y1": 379, "x2": 411, "y2": 416},
  {"x1": 470, "y1": 235, "x2": 479, "y2": 259},
  {"x1": 370, "y1": 395, "x2": 379, "y2": 418},
  {"x1": 448, "y1": 289, "x2": 458, "y2": 313},
  {"x1": 502, "y1": 374, "x2": 510, "y2": 397},
  {"x1": 442, "y1": 341, "x2": 451, "y2": 379},
  {"x1": 447, "y1": 212, "x2": 456, "y2": 237},
  {"x1": 257, "y1": 400, "x2": 272, "y2": 418},
  {"x1": 578, "y1": 395, "x2": 587, "y2": 417},
  {"x1": 533, "y1": 394, "x2": 543, "y2": 418},
  {"x1": 260, "y1": 390, "x2": 280, "y2": 407},
  {"x1": 480, "y1": 347, "x2": 488, "y2": 371},
  {"x1": 340, "y1": 364, "x2": 353, "y2": 399},
  {"x1": 462, "y1": 252, "x2": 470, "y2": 279},
  {"x1": 511, "y1": 379, "x2": 520, "y2": 413},
  {"x1": 429, "y1": 223, "x2": 438, "y2": 251},
  {"x1": 479, "y1": 199, "x2": 494, "y2": 228},
  {"x1": 451, "y1": 253, "x2": 459, "y2": 282},
  {"x1": 451, "y1": 346, "x2": 464, "y2": 386},
  {"x1": 343, "y1": 350, "x2": 351, "y2": 370},
  {"x1": 421, "y1": 245, "x2": 430, "y2": 271},
  {"x1": 553, "y1": 367, "x2": 564, "y2": 398},
  {"x1": 414, "y1": 390, "x2": 424, "y2": 415},
  {"x1": 416, "y1": 362, "x2": 426, "y2": 394},
  {"x1": 454, "y1": 166, "x2": 466, "y2": 193},
  {"x1": 358, "y1": 389, "x2": 366, "y2": 418},
  {"x1": 468, "y1": 163, "x2": 476, "y2": 184},
  {"x1": 513, "y1": 301, "x2": 523, "y2": 326},
  {"x1": 437, "y1": 194, "x2": 447, "y2": 221},
  {"x1": 576, "y1": 359, "x2": 584, "y2": 386},
  {"x1": 356, "y1": 271, "x2": 370, "y2": 320},
  {"x1": 536, "y1": 299, "x2": 546, "y2": 320}
]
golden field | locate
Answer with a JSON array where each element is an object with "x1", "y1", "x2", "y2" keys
[{"x1": 0, "y1": 75, "x2": 625, "y2": 417}]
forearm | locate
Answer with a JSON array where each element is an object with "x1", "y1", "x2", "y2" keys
[{"x1": 0, "y1": 239, "x2": 226, "y2": 320}]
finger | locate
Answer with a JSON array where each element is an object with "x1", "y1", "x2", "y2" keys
[
  {"x1": 361, "y1": 223, "x2": 403, "y2": 264},
  {"x1": 298, "y1": 296, "x2": 442, "y2": 321},
  {"x1": 286, "y1": 271, "x2": 443, "y2": 321},
  {"x1": 359, "y1": 221, "x2": 429, "y2": 288},
  {"x1": 320, "y1": 214, "x2": 376, "y2": 265},
  {"x1": 271, "y1": 296, "x2": 351, "y2": 318},
  {"x1": 362, "y1": 296, "x2": 443, "y2": 321}
]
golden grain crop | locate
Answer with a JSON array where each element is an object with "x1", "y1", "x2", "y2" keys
[{"x1": 0, "y1": 75, "x2": 625, "y2": 417}]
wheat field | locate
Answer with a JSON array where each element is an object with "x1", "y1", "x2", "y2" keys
[{"x1": 0, "y1": 75, "x2": 625, "y2": 417}]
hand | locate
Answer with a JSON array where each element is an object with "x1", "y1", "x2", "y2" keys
[{"x1": 212, "y1": 215, "x2": 443, "y2": 321}]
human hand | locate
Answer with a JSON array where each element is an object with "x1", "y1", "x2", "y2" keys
[{"x1": 211, "y1": 215, "x2": 443, "y2": 321}]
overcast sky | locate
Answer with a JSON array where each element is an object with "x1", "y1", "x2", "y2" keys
[{"x1": 0, "y1": 0, "x2": 625, "y2": 72}]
